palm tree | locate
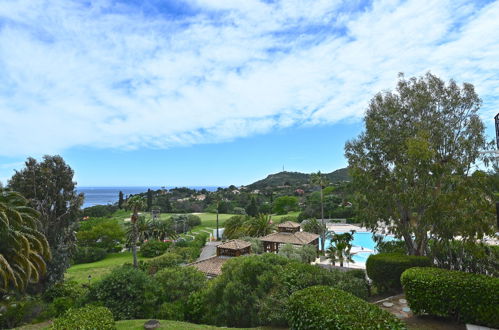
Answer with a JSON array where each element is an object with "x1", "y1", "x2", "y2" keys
[
  {"x1": 328, "y1": 230, "x2": 356, "y2": 267},
  {"x1": 127, "y1": 196, "x2": 146, "y2": 268},
  {"x1": 0, "y1": 190, "x2": 51, "y2": 292},
  {"x1": 149, "y1": 219, "x2": 177, "y2": 241},
  {"x1": 245, "y1": 214, "x2": 275, "y2": 237},
  {"x1": 310, "y1": 171, "x2": 330, "y2": 251}
]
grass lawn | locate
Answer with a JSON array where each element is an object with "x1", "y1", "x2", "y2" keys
[
  {"x1": 65, "y1": 252, "x2": 148, "y2": 284},
  {"x1": 115, "y1": 319, "x2": 265, "y2": 329}
]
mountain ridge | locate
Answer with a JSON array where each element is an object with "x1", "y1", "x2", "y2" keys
[{"x1": 245, "y1": 168, "x2": 350, "y2": 189}]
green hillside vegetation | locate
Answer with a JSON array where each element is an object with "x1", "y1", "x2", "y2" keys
[{"x1": 246, "y1": 167, "x2": 350, "y2": 189}]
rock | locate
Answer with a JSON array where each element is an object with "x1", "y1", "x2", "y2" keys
[
  {"x1": 399, "y1": 298, "x2": 407, "y2": 304},
  {"x1": 144, "y1": 319, "x2": 161, "y2": 329},
  {"x1": 402, "y1": 307, "x2": 411, "y2": 312},
  {"x1": 382, "y1": 302, "x2": 394, "y2": 307}
]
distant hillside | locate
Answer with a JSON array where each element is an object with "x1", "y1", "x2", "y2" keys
[{"x1": 246, "y1": 168, "x2": 350, "y2": 189}]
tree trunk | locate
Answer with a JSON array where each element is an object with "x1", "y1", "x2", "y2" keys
[
  {"x1": 131, "y1": 213, "x2": 138, "y2": 268},
  {"x1": 320, "y1": 188, "x2": 325, "y2": 251}
]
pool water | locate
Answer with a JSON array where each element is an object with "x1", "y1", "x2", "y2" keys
[{"x1": 324, "y1": 232, "x2": 396, "y2": 264}]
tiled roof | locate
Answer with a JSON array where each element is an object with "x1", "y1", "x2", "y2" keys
[
  {"x1": 277, "y1": 221, "x2": 301, "y2": 228},
  {"x1": 259, "y1": 231, "x2": 319, "y2": 245},
  {"x1": 188, "y1": 256, "x2": 229, "y2": 276},
  {"x1": 217, "y1": 239, "x2": 251, "y2": 250}
]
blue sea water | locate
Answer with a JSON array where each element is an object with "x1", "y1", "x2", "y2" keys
[{"x1": 77, "y1": 186, "x2": 219, "y2": 208}]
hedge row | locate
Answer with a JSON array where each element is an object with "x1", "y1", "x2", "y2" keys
[
  {"x1": 401, "y1": 267, "x2": 499, "y2": 328},
  {"x1": 366, "y1": 253, "x2": 431, "y2": 291},
  {"x1": 287, "y1": 285, "x2": 405, "y2": 329}
]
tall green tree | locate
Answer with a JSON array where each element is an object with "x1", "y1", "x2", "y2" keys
[
  {"x1": 127, "y1": 196, "x2": 146, "y2": 268},
  {"x1": 310, "y1": 171, "x2": 329, "y2": 251},
  {"x1": 272, "y1": 196, "x2": 299, "y2": 215},
  {"x1": 146, "y1": 189, "x2": 153, "y2": 212},
  {"x1": 0, "y1": 190, "x2": 51, "y2": 292},
  {"x1": 345, "y1": 73, "x2": 495, "y2": 255},
  {"x1": 118, "y1": 191, "x2": 124, "y2": 209},
  {"x1": 245, "y1": 196, "x2": 259, "y2": 217},
  {"x1": 8, "y1": 156, "x2": 83, "y2": 288}
]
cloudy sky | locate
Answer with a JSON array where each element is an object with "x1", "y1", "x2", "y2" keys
[{"x1": 0, "y1": 0, "x2": 498, "y2": 186}]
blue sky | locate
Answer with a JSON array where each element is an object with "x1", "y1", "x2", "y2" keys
[{"x1": 1, "y1": 0, "x2": 498, "y2": 186}]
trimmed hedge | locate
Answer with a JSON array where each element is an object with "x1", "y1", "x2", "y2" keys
[
  {"x1": 401, "y1": 267, "x2": 499, "y2": 328},
  {"x1": 366, "y1": 253, "x2": 431, "y2": 291},
  {"x1": 51, "y1": 305, "x2": 115, "y2": 330},
  {"x1": 287, "y1": 285, "x2": 405, "y2": 329}
]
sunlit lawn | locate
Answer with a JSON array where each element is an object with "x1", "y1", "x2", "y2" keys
[{"x1": 65, "y1": 252, "x2": 148, "y2": 284}]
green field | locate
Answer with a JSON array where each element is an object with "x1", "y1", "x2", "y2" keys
[{"x1": 65, "y1": 252, "x2": 148, "y2": 284}]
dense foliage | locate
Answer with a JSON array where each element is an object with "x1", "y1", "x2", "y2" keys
[
  {"x1": 287, "y1": 285, "x2": 405, "y2": 330},
  {"x1": 82, "y1": 204, "x2": 118, "y2": 218},
  {"x1": 86, "y1": 266, "x2": 159, "y2": 320},
  {"x1": 77, "y1": 218, "x2": 124, "y2": 252},
  {"x1": 139, "y1": 240, "x2": 171, "y2": 258},
  {"x1": 200, "y1": 254, "x2": 368, "y2": 327},
  {"x1": 427, "y1": 240, "x2": 499, "y2": 277},
  {"x1": 9, "y1": 155, "x2": 83, "y2": 289},
  {"x1": 401, "y1": 267, "x2": 499, "y2": 328},
  {"x1": 51, "y1": 305, "x2": 116, "y2": 330},
  {"x1": 73, "y1": 246, "x2": 107, "y2": 264},
  {"x1": 345, "y1": 73, "x2": 495, "y2": 255},
  {"x1": 366, "y1": 253, "x2": 431, "y2": 292},
  {"x1": 140, "y1": 252, "x2": 183, "y2": 275},
  {"x1": 0, "y1": 190, "x2": 51, "y2": 292}
]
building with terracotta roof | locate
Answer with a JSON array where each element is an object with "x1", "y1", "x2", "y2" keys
[
  {"x1": 188, "y1": 239, "x2": 251, "y2": 278},
  {"x1": 260, "y1": 221, "x2": 319, "y2": 253}
]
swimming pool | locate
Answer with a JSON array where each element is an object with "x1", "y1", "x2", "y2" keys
[{"x1": 324, "y1": 232, "x2": 396, "y2": 264}]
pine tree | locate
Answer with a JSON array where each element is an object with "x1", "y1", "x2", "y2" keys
[{"x1": 146, "y1": 189, "x2": 153, "y2": 212}]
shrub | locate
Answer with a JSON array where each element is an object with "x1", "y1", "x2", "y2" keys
[
  {"x1": 169, "y1": 246, "x2": 201, "y2": 262},
  {"x1": 366, "y1": 253, "x2": 431, "y2": 291},
  {"x1": 73, "y1": 246, "x2": 107, "y2": 264},
  {"x1": 43, "y1": 280, "x2": 87, "y2": 303},
  {"x1": 376, "y1": 240, "x2": 407, "y2": 254},
  {"x1": 0, "y1": 296, "x2": 46, "y2": 329},
  {"x1": 141, "y1": 252, "x2": 183, "y2": 275},
  {"x1": 287, "y1": 285, "x2": 405, "y2": 329},
  {"x1": 233, "y1": 207, "x2": 246, "y2": 215},
  {"x1": 155, "y1": 266, "x2": 206, "y2": 303},
  {"x1": 140, "y1": 240, "x2": 171, "y2": 258},
  {"x1": 427, "y1": 240, "x2": 499, "y2": 276},
  {"x1": 401, "y1": 267, "x2": 499, "y2": 328},
  {"x1": 86, "y1": 266, "x2": 159, "y2": 320},
  {"x1": 347, "y1": 269, "x2": 366, "y2": 280},
  {"x1": 157, "y1": 301, "x2": 185, "y2": 321},
  {"x1": 277, "y1": 215, "x2": 298, "y2": 223},
  {"x1": 51, "y1": 305, "x2": 115, "y2": 330},
  {"x1": 203, "y1": 254, "x2": 368, "y2": 328},
  {"x1": 77, "y1": 219, "x2": 124, "y2": 252},
  {"x1": 187, "y1": 214, "x2": 202, "y2": 227}
]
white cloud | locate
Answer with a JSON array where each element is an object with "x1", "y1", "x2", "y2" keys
[{"x1": 0, "y1": 0, "x2": 498, "y2": 156}]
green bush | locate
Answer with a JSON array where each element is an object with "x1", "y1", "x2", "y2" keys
[
  {"x1": 401, "y1": 267, "x2": 499, "y2": 328},
  {"x1": 376, "y1": 240, "x2": 407, "y2": 254},
  {"x1": 366, "y1": 253, "x2": 431, "y2": 291},
  {"x1": 73, "y1": 246, "x2": 107, "y2": 264},
  {"x1": 427, "y1": 240, "x2": 499, "y2": 276},
  {"x1": 140, "y1": 240, "x2": 171, "y2": 258},
  {"x1": 43, "y1": 280, "x2": 87, "y2": 303},
  {"x1": 0, "y1": 296, "x2": 46, "y2": 329},
  {"x1": 203, "y1": 254, "x2": 368, "y2": 328},
  {"x1": 85, "y1": 266, "x2": 159, "y2": 320},
  {"x1": 155, "y1": 266, "x2": 206, "y2": 303},
  {"x1": 141, "y1": 252, "x2": 183, "y2": 275},
  {"x1": 287, "y1": 285, "x2": 405, "y2": 329},
  {"x1": 157, "y1": 301, "x2": 185, "y2": 321},
  {"x1": 51, "y1": 305, "x2": 115, "y2": 330},
  {"x1": 77, "y1": 218, "x2": 124, "y2": 251},
  {"x1": 82, "y1": 204, "x2": 118, "y2": 218},
  {"x1": 169, "y1": 246, "x2": 201, "y2": 262},
  {"x1": 187, "y1": 214, "x2": 202, "y2": 227}
]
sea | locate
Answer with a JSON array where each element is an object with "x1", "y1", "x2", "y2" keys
[{"x1": 77, "y1": 186, "x2": 219, "y2": 208}]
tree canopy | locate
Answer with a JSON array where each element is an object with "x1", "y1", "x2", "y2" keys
[
  {"x1": 8, "y1": 155, "x2": 82, "y2": 288},
  {"x1": 345, "y1": 73, "x2": 495, "y2": 255}
]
